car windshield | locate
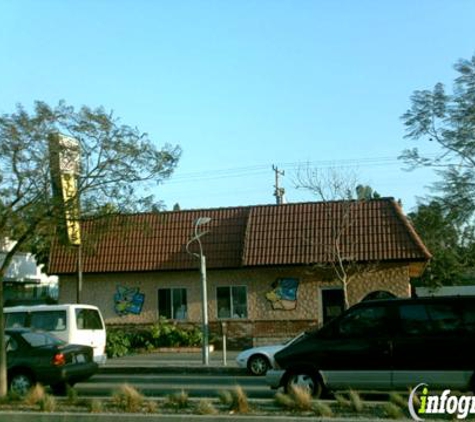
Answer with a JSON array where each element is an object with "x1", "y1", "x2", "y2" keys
[
  {"x1": 285, "y1": 331, "x2": 306, "y2": 345},
  {"x1": 21, "y1": 332, "x2": 65, "y2": 347}
]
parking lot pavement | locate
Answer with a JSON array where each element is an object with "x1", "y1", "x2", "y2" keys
[{"x1": 101, "y1": 349, "x2": 243, "y2": 374}]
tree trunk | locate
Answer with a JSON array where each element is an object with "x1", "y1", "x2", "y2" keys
[
  {"x1": 342, "y1": 278, "x2": 350, "y2": 310},
  {"x1": 0, "y1": 248, "x2": 19, "y2": 397},
  {"x1": 0, "y1": 269, "x2": 7, "y2": 397}
]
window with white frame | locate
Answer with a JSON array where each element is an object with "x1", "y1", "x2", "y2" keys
[
  {"x1": 217, "y1": 286, "x2": 248, "y2": 319},
  {"x1": 158, "y1": 288, "x2": 187, "y2": 320}
]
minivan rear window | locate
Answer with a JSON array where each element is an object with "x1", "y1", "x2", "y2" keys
[
  {"x1": 399, "y1": 304, "x2": 429, "y2": 335},
  {"x1": 426, "y1": 304, "x2": 463, "y2": 333},
  {"x1": 76, "y1": 308, "x2": 103, "y2": 330},
  {"x1": 5, "y1": 312, "x2": 27, "y2": 329},
  {"x1": 399, "y1": 303, "x2": 466, "y2": 335},
  {"x1": 30, "y1": 311, "x2": 67, "y2": 332},
  {"x1": 22, "y1": 332, "x2": 64, "y2": 347}
]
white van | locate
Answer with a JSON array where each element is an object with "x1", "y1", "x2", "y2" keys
[{"x1": 4, "y1": 304, "x2": 107, "y2": 365}]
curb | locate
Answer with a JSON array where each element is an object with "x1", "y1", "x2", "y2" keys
[{"x1": 0, "y1": 412, "x2": 413, "y2": 422}]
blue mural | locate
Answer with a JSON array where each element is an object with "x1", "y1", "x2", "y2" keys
[
  {"x1": 266, "y1": 278, "x2": 299, "y2": 310},
  {"x1": 114, "y1": 285, "x2": 145, "y2": 316}
]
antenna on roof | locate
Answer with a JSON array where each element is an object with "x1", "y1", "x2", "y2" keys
[{"x1": 272, "y1": 165, "x2": 286, "y2": 205}]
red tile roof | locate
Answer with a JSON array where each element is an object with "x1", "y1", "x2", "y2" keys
[{"x1": 48, "y1": 198, "x2": 431, "y2": 275}]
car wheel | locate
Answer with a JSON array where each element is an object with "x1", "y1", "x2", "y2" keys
[
  {"x1": 285, "y1": 370, "x2": 323, "y2": 398},
  {"x1": 9, "y1": 372, "x2": 34, "y2": 396},
  {"x1": 247, "y1": 355, "x2": 270, "y2": 376}
]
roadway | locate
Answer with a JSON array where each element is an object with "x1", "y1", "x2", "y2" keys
[
  {"x1": 74, "y1": 349, "x2": 273, "y2": 398},
  {"x1": 75, "y1": 372, "x2": 273, "y2": 398}
]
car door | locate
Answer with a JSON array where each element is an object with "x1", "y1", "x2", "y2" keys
[
  {"x1": 73, "y1": 307, "x2": 107, "y2": 363},
  {"x1": 5, "y1": 333, "x2": 27, "y2": 371},
  {"x1": 319, "y1": 303, "x2": 394, "y2": 390},
  {"x1": 5, "y1": 334, "x2": 16, "y2": 369},
  {"x1": 392, "y1": 301, "x2": 475, "y2": 390}
]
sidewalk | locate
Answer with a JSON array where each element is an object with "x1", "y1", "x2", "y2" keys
[{"x1": 101, "y1": 349, "x2": 244, "y2": 374}]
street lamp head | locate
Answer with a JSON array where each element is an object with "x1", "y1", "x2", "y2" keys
[
  {"x1": 194, "y1": 217, "x2": 212, "y2": 239},
  {"x1": 195, "y1": 217, "x2": 212, "y2": 227},
  {"x1": 186, "y1": 216, "x2": 212, "y2": 258}
]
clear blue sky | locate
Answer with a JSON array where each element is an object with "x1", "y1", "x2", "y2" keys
[{"x1": 1, "y1": 1, "x2": 474, "y2": 213}]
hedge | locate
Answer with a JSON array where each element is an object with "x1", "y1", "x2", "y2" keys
[{"x1": 105, "y1": 319, "x2": 203, "y2": 358}]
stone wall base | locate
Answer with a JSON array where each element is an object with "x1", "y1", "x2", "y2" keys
[
  {"x1": 210, "y1": 320, "x2": 316, "y2": 350},
  {"x1": 108, "y1": 319, "x2": 318, "y2": 350}
]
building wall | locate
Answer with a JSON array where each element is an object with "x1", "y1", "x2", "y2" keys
[{"x1": 59, "y1": 263, "x2": 410, "y2": 348}]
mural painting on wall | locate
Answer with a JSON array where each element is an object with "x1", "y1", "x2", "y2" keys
[
  {"x1": 114, "y1": 285, "x2": 145, "y2": 316},
  {"x1": 266, "y1": 278, "x2": 299, "y2": 310}
]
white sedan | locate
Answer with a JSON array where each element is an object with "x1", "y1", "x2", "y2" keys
[{"x1": 236, "y1": 333, "x2": 304, "y2": 376}]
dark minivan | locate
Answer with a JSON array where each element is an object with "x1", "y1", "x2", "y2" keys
[{"x1": 266, "y1": 296, "x2": 475, "y2": 397}]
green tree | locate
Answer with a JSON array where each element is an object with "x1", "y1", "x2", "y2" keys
[
  {"x1": 408, "y1": 201, "x2": 470, "y2": 287},
  {"x1": 356, "y1": 184, "x2": 381, "y2": 200},
  {"x1": 400, "y1": 54, "x2": 475, "y2": 220},
  {"x1": 0, "y1": 100, "x2": 181, "y2": 397}
]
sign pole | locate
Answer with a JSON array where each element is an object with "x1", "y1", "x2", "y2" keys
[{"x1": 77, "y1": 243, "x2": 83, "y2": 304}]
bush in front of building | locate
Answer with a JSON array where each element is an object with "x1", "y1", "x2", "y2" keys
[
  {"x1": 106, "y1": 319, "x2": 203, "y2": 357},
  {"x1": 150, "y1": 319, "x2": 202, "y2": 348},
  {"x1": 106, "y1": 329, "x2": 132, "y2": 358}
]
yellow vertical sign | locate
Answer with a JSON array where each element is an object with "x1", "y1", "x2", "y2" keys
[
  {"x1": 61, "y1": 173, "x2": 81, "y2": 245},
  {"x1": 49, "y1": 133, "x2": 81, "y2": 246}
]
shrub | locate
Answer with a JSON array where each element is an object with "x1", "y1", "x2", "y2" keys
[
  {"x1": 218, "y1": 390, "x2": 233, "y2": 406},
  {"x1": 348, "y1": 390, "x2": 364, "y2": 413},
  {"x1": 112, "y1": 384, "x2": 144, "y2": 413},
  {"x1": 106, "y1": 320, "x2": 203, "y2": 357},
  {"x1": 230, "y1": 386, "x2": 249, "y2": 414},
  {"x1": 389, "y1": 392, "x2": 407, "y2": 408},
  {"x1": 66, "y1": 385, "x2": 78, "y2": 405},
  {"x1": 184, "y1": 326, "x2": 202, "y2": 346},
  {"x1": 130, "y1": 330, "x2": 155, "y2": 351},
  {"x1": 275, "y1": 392, "x2": 296, "y2": 409},
  {"x1": 383, "y1": 402, "x2": 405, "y2": 419},
  {"x1": 409, "y1": 387, "x2": 421, "y2": 409},
  {"x1": 144, "y1": 400, "x2": 158, "y2": 413},
  {"x1": 24, "y1": 384, "x2": 46, "y2": 406},
  {"x1": 39, "y1": 394, "x2": 56, "y2": 412},
  {"x1": 313, "y1": 401, "x2": 333, "y2": 417},
  {"x1": 166, "y1": 390, "x2": 189, "y2": 409},
  {"x1": 89, "y1": 398, "x2": 103, "y2": 413},
  {"x1": 0, "y1": 391, "x2": 22, "y2": 404},
  {"x1": 289, "y1": 386, "x2": 313, "y2": 411},
  {"x1": 196, "y1": 399, "x2": 218, "y2": 415},
  {"x1": 106, "y1": 330, "x2": 131, "y2": 358},
  {"x1": 218, "y1": 386, "x2": 249, "y2": 413},
  {"x1": 335, "y1": 393, "x2": 351, "y2": 408},
  {"x1": 275, "y1": 386, "x2": 326, "y2": 413}
]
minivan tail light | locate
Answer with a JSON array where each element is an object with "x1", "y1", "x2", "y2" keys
[{"x1": 52, "y1": 353, "x2": 66, "y2": 366}]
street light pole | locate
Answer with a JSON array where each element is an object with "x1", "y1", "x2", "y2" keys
[
  {"x1": 76, "y1": 243, "x2": 83, "y2": 304},
  {"x1": 199, "y1": 252, "x2": 209, "y2": 366},
  {"x1": 186, "y1": 217, "x2": 212, "y2": 366}
]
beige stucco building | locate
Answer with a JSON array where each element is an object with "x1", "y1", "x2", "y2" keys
[{"x1": 50, "y1": 199, "x2": 431, "y2": 348}]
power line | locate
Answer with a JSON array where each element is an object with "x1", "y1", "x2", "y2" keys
[{"x1": 164, "y1": 155, "x2": 438, "y2": 185}]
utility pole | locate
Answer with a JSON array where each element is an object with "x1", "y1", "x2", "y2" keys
[{"x1": 272, "y1": 165, "x2": 285, "y2": 205}]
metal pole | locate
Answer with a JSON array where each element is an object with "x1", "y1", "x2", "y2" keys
[
  {"x1": 77, "y1": 243, "x2": 83, "y2": 304},
  {"x1": 200, "y1": 254, "x2": 209, "y2": 365},
  {"x1": 222, "y1": 322, "x2": 227, "y2": 366}
]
